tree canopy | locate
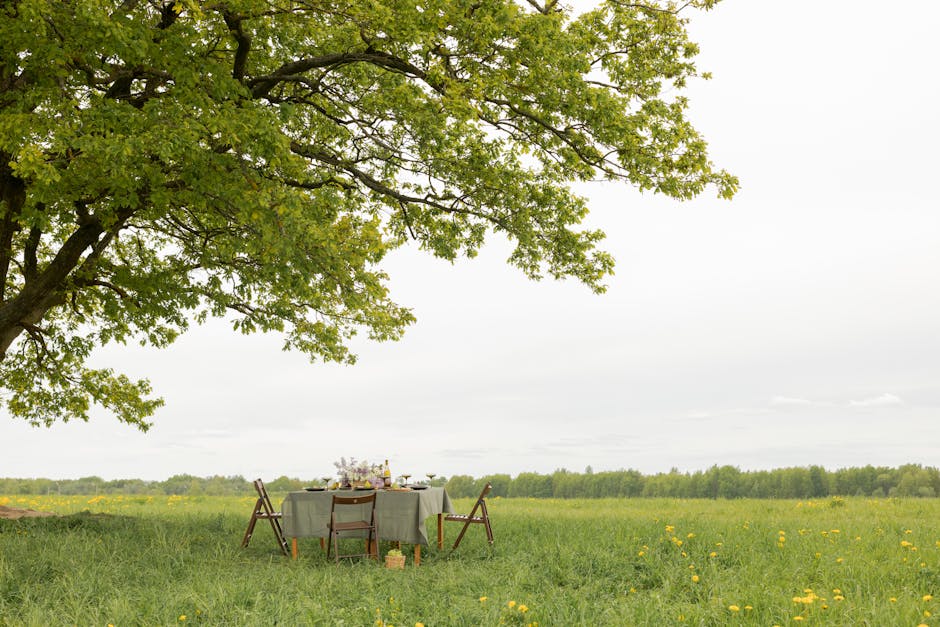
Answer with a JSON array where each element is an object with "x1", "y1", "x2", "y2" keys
[{"x1": 0, "y1": 0, "x2": 736, "y2": 429}]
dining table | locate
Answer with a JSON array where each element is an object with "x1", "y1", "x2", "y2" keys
[{"x1": 281, "y1": 487, "x2": 454, "y2": 565}]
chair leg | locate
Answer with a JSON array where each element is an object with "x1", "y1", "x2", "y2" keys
[
  {"x1": 241, "y1": 498, "x2": 263, "y2": 548},
  {"x1": 481, "y1": 502, "x2": 494, "y2": 544},
  {"x1": 451, "y1": 519, "x2": 473, "y2": 550},
  {"x1": 267, "y1": 515, "x2": 289, "y2": 556}
]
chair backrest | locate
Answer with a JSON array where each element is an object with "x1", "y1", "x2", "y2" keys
[
  {"x1": 253, "y1": 479, "x2": 278, "y2": 515},
  {"x1": 330, "y1": 492, "x2": 378, "y2": 525},
  {"x1": 331, "y1": 493, "x2": 377, "y2": 507},
  {"x1": 475, "y1": 483, "x2": 492, "y2": 503}
]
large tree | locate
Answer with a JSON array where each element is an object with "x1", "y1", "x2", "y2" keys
[{"x1": 0, "y1": 0, "x2": 736, "y2": 429}]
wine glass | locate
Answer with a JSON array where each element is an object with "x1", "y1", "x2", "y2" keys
[
  {"x1": 401, "y1": 473, "x2": 411, "y2": 486},
  {"x1": 425, "y1": 473, "x2": 436, "y2": 485},
  {"x1": 321, "y1": 476, "x2": 332, "y2": 489}
]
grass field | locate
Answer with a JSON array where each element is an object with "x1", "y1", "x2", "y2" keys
[{"x1": 2, "y1": 494, "x2": 939, "y2": 626}]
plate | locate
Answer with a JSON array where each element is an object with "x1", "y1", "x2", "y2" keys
[
  {"x1": 409, "y1": 485, "x2": 429, "y2": 490},
  {"x1": 354, "y1": 486, "x2": 374, "y2": 491},
  {"x1": 303, "y1": 487, "x2": 325, "y2": 491}
]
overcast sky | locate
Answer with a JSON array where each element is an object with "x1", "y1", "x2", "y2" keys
[{"x1": 3, "y1": 0, "x2": 939, "y2": 482}]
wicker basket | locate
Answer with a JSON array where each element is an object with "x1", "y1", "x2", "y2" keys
[{"x1": 385, "y1": 554, "x2": 406, "y2": 570}]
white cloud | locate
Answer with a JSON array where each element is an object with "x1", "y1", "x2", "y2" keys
[{"x1": 849, "y1": 393, "x2": 903, "y2": 408}]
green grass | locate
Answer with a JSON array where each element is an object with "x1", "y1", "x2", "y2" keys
[{"x1": 2, "y1": 494, "x2": 940, "y2": 625}]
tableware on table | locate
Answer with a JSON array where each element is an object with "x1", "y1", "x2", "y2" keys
[
  {"x1": 425, "y1": 473, "x2": 436, "y2": 485},
  {"x1": 400, "y1": 474, "x2": 411, "y2": 485},
  {"x1": 304, "y1": 487, "x2": 324, "y2": 491},
  {"x1": 321, "y1": 476, "x2": 332, "y2": 488}
]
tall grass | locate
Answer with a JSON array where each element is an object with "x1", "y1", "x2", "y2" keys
[{"x1": 2, "y1": 494, "x2": 939, "y2": 625}]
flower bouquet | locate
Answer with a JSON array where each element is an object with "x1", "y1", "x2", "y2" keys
[{"x1": 333, "y1": 457, "x2": 384, "y2": 489}]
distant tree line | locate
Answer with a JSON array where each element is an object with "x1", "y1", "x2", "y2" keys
[
  {"x1": 3, "y1": 465, "x2": 940, "y2": 499},
  {"x1": 445, "y1": 464, "x2": 940, "y2": 499}
]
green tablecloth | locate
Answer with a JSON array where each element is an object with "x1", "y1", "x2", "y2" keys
[{"x1": 281, "y1": 487, "x2": 454, "y2": 546}]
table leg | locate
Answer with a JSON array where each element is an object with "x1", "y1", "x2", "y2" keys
[
  {"x1": 437, "y1": 513, "x2": 444, "y2": 550},
  {"x1": 414, "y1": 544, "x2": 421, "y2": 566},
  {"x1": 319, "y1": 537, "x2": 325, "y2": 551},
  {"x1": 291, "y1": 537, "x2": 298, "y2": 560}
]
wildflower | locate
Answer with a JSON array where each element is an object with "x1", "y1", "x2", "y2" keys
[
  {"x1": 926, "y1": 610, "x2": 932, "y2": 618},
  {"x1": 179, "y1": 616, "x2": 186, "y2": 622},
  {"x1": 902, "y1": 541, "x2": 913, "y2": 547},
  {"x1": 836, "y1": 557, "x2": 844, "y2": 563},
  {"x1": 890, "y1": 597, "x2": 898, "y2": 602},
  {"x1": 692, "y1": 575, "x2": 700, "y2": 583},
  {"x1": 518, "y1": 605, "x2": 529, "y2": 613},
  {"x1": 728, "y1": 605, "x2": 740, "y2": 612},
  {"x1": 832, "y1": 589, "x2": 842, "y2": 595},
  {"x1": 745, "y1": 605, "x2": 753, "y2": 610},
  {"x1": 665, "y1": 525, "x2": 675, "y2": 533},
  {"x1": 508, "y1": 601, "x2": 516, "y2": 608},
  {"x1": 833, "y1": 595, "x2": 845, "y2": 601},
  {"x1": 793, "y1": 617, "x2": 804, "y2": 622},
  {"x1": 416, "y1": 624, "x2": 425, "y2": 627},
  {"x1": 924, "y1": 595, "x2": 934, "y2": 602},
  {"x1": 710, "y1": 551, "x2": 718, "y2": 557},
  {"x1": 688, "y1": 564, "x2": 695, "y2": 570},
  {"x1": 479, "y1": 597, "x2": 487, "y2": 603},
  {"x1": 637, "y1": 551, "x2": 645, "y2": 557},
  {"x1": 687, "y1": 532, "x2": 695, "y2": 539}
]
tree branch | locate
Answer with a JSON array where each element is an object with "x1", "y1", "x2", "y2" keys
[{"x1": 223, "y1": 11, "x2": 251, "y2": 83}]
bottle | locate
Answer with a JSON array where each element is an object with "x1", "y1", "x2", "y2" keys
[{"x1": 384, "y1": 459, "x2": 392, "y2": 488}]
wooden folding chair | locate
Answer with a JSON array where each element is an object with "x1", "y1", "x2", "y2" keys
[
  {"x1": 241, "y1": 479, "x2": 289, "y2": 556},
  {"x1": 445, "y1": 482, "x2": 494, "y2": 550},
  {"x1": 327, "y1": 492, "x2": 379, "y2": 563}
]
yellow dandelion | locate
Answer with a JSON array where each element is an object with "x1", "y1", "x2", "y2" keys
[
  {"x1": 518, "y1": 605, "x2": 529, "y2": 613},
  {"x1": 691, "y1": 575, "x2": 700, "y2": 583},
  {"x1": 834, "y1": 595, "x2": 845, "y2": 601},
  {"x1": 832, "y1": 589, "x2": 842, "y2": 595},
  {"x1": 178, "y1": 616, "x2": 186, "y2": 622},
  {"x1": 793, "y1": 617, "x2": 804, "y2": 622},
  {"x1": 416, "y1": 623, "x2": 425, "y2": 627},
  {"x1": 728, "y1": 605, "x2": 740, "y2": 612},
  {"x1": 836, "y1": 557, "x2": 844, "y2": 563},
  {"x1": 926, "y1": 610, "x2": 933, "y2": 618},
  {"x1": 890, "y1": 597, "x2": 897, "y2": 603},
  {"x1": 687, "y1": 532, "x2": 695, "y2": 538},
  {"x1": 709, "y1": 551, "x2": 717, "y2": 557},
  {"x1": 508, "y1": 601, "x2": 516, "y2": 608},
  {"x1": 924, "y1": 594, "x2": 934, "y2": 602},
  {"x1": 637, "y1": 550, "x2": 645, "y2": 557},
  {"x1": 479, "y1": 596, "x2": 487, "y2": 603},
  {"x1": 745, "y1": 605, "x2": 753, "y2": 610}
]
